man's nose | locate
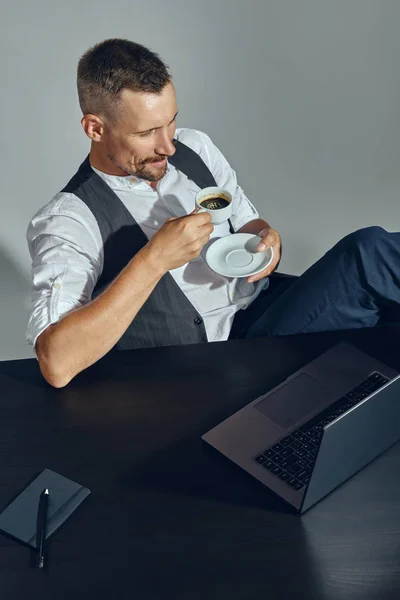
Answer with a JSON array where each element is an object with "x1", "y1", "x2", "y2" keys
[{"x1": 155, "y1": 130, "x2": 176, "y2": 157}]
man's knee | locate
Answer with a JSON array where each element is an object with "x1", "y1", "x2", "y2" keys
[{"x1": 343, "y1": 226, "x2": 389, "y2": 251}]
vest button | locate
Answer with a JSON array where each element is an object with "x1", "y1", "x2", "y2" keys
[{"x1": 194, "y1": 317, "x2": 203, "y2": 326}]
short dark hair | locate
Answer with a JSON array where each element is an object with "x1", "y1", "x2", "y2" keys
[{"x1": 77, "y1": 38, "x2": 172, "y2": 118}]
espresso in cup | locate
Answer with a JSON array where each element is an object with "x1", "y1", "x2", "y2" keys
[
  {"x1": 199, "y1": 195, "x2": 231, "y2": 210},
  {"x1": 195, "y1": 187, "x2": 233, "y2": 225}
]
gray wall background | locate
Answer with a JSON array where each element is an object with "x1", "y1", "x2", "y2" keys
[{"x1": 1, "y1": 0, "x2": 399, "y2": 360}]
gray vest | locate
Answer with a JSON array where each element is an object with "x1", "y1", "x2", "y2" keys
[{"x1": 61, "y1": 140, "x2": 219, "y2": 350}]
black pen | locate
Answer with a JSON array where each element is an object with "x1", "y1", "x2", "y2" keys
[{"x1": 38, "y1": 488, "x2": 49, "y2": 569}]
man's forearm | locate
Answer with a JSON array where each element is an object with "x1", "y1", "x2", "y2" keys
[{"x1": 36, "y1": 245, "x2": 165, "y2": 388}]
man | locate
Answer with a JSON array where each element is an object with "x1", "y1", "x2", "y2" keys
[{"x1": 27, "y1": 38, "x2": 400, "y2": 388}]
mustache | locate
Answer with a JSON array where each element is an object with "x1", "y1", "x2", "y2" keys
[{"x1": 142, "y1": 156, "x2": 167, "y2": 165}]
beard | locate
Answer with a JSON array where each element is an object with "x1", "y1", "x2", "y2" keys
[{"x1": 106, "y1": 153, "x2": 168, "y2": 182}]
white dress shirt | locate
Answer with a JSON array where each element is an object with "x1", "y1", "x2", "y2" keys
[{"x1": 26, "y1": 128, "x2": 267, "y2": 348}]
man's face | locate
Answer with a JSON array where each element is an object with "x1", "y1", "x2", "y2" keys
[{"x1": 99, "y1": 81, "x2": 178, "y2": 181}]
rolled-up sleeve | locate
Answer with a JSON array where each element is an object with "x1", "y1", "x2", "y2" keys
[{"x1": 26, "y1": 193, "x2": 103, "y2": 348}]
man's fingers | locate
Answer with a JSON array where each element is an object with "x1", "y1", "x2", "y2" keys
[
  {"x1": 189, "y1": 210, "x2": 212, "y2": 227},
  {"x1": 257, "y1": 228, "x2": 280, "y2": 252},
  {"x1": 247, "y1": 253, "x2": 280, "y2": 283},
  {"x1": 257, "y1": 236, "x2": 277, "y2": 252},
  {"x1": 248, "y1": 266, "x2": 273, "y2": 283}
]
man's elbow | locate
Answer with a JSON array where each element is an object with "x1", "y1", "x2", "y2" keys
[
  {"x1": 36, "y1": 327, "x2": 74, "y2": 388},
  {"x1": 40, "y1": 364, "x2": 72, "y2": 388}
]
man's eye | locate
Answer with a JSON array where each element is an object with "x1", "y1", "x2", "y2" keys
[{"x1": 139, "y1": 129, "x2": 154, "y2": 138}]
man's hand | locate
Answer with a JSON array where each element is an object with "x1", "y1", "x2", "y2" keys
[
  {"x1": 247, "y1": 226, "x2": 282, "y2": 283},
  {"x1": 146, "y1": 210, "x2": 214, "y2": 274}
]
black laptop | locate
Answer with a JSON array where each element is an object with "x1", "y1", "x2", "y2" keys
[{"x1": 202, "y1": 342, "x2": 400, "y2": 513}]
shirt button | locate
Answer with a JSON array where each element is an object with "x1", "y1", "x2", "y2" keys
[
  {"x1": 53, "y1": 282, "x2": 61, "y2": 290},
  {"x1": 194, "y1": 317, "x2": 203, "y2": 326}
]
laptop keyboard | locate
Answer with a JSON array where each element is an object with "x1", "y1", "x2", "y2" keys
[{"x1": 253, "y1": 371, "x2": 390, "y2": 492}]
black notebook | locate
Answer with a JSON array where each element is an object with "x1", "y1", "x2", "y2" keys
[{"x1": 0, "y1": 469, "x2": 90, "y2": 547}]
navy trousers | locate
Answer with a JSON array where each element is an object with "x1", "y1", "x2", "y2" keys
[{"x1": 229, "y1": 226, "x2": 400, "y2": 340}]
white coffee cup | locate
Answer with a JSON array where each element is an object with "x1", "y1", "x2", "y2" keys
[{"x1": 195, "y1": 187, "x2": 233, "y2": 225}]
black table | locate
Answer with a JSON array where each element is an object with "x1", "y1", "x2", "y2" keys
[{"x1": 1, "y1": 327, "x2": 400, "y2": 600}]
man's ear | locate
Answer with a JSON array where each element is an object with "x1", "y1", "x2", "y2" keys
[{"x1": 81, "y1": 114, "x2": 104, "y2": 142}]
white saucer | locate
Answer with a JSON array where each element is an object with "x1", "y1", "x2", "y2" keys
[{"x1": 205, "y1": 234, "x2": 274, "y2": 278}]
